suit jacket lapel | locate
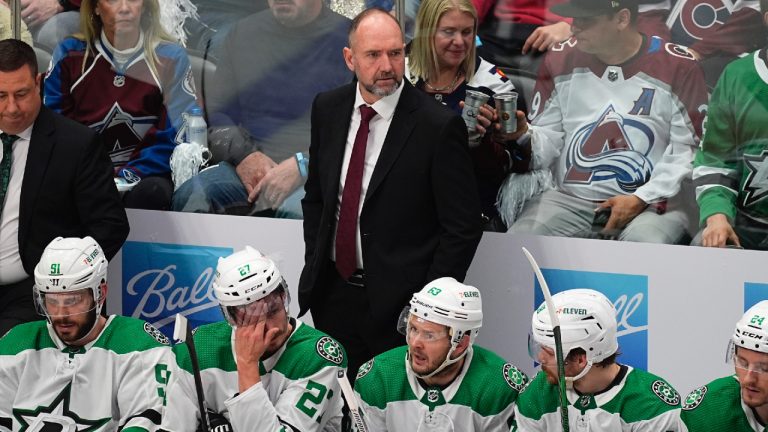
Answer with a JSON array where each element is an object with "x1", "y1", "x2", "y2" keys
[
  {"x1": 19, "y1": 107, "x2": 56, "y2": 244},
  {"x1": 323, "y1": 84, "x2": 356, "y2": 202},
  {"x1": 364, "y1": 81, "x2": 419, "y2": 204}
]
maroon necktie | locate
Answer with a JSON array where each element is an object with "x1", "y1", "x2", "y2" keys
[{"x1": 336, "y1": 105, "x2": 377, "y2": 280}]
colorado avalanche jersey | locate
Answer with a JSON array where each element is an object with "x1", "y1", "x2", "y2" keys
[
  {"x1": 528, "y1": 35, "x2": 708, "y2": 203},
  {"x1": 161, "y1": 319, "x2": 345, "y2": 432},
  {"x1": 680, "y1": 375, "x2": 766, "y2": 431},
  {"x1": 44, "y1": 34, "x2": 199, "y2": 179},
  {"x1": 353, "y1": 345, "x2": 528, "y2": 432},
  {"x1": 666, "y1": 0, "x2": 764, "y2": 58},
  {"x1": 513, "y1": 367, "x2": 682, "y2": 431},
  {"x1": 693, "y1": 50, "x2": 768, "y2": 225},
  {"x1": 0, "y1": 316, "x2": 172, "y2": 431}
]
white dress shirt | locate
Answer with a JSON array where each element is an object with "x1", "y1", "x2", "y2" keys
[
  {"x1": 0, "y1": 125, "x2": 33, "y2": 284},
  {"x1": 332, "y1": 80, "x2": 405, "y2": 269}
]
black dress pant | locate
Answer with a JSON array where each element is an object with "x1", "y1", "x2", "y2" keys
[{"x1": 0, "y1": 277, "x2": 37, "y2": 337}]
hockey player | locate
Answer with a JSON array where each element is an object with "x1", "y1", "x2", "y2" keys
[
  {"x1": 691, "y1": 2, "x2": 768, "y2": 250},
  {"x1": 161, "y1": 247, "x2": 346, "y2": 431},
  {"x1": 503, "y1": 0, "x2": 708, "y2": 244},
  {"x1": 353, "y1": 277, "x2": 528, "y2": 431},
  {"x1": 513, "y1": 289, "x2": 682, "y2": 431},
  {"x1": 679, "y1": 300, "x2": 768, "y2": 431},
  {"x1": 0, "y1": 236, "x2": 172, "y2": 431}
]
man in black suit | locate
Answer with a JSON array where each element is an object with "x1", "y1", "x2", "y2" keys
[
  {"x1": 299, "y1": 9, "x2": 483, "y2": 377},
  {"x1": 0, "y1": 39, "x2": 128, "y2": 336}
]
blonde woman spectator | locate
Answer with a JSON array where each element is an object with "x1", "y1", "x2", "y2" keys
[
  {"x1": 43, "y1": 0, "x2": 199, "y2": 210},
  {"x1": 409, "y1": 0, "x2": 517, "y2": 227}
]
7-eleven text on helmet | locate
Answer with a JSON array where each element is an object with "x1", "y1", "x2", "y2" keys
[
  {"x1": 33, "y1": 236, "x2": 108, "y2": 346},
  {"x1": 399, "y1": 277, "x2": 483, "y2": 381},
  {"x1": 530, "y1": 288, "x2": 618, "y2": 383}
]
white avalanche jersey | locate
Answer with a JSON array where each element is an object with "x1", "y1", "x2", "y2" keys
[
  {"x1": 528, "y1": 35, "x2": 708, "y2": 203},
  {"x1": 0, "y1": 316, "x2": 173, "y2": 431},
  {"x1": 161, "y1": 319, "x2": 345, "y2": 432},
  {"x1": 513, "y1": 366, "x2": 682, "y2": 431},
  {"x1": 353, "y1": 345, "x2": 528, "y2": 432}
]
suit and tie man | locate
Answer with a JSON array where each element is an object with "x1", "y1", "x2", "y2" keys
[
  {"x1": 299, "y1": 8, "x2": 483, "y2": 378},
  {"x1": 0, "y1": 39, "x2": 128, "y2": 336}
]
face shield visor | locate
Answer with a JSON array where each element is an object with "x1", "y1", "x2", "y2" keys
[
  {"x1": 221, "y1": 289, "x2": 290, "y2": 327},
  {"x1": 397, "y1": 306, "x2": 450, "y2": 344},
  {"x1": 34, "y1": 286, "x2": 98, "y2": 320},
  {"x1": 727, "y1": 341, "x2": 768, "y2": 375}
]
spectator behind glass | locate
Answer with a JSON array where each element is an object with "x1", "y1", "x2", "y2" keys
[
  {"x1": 171, "y1": 0, "x2": 351, "y2": 219},
  {"x1": 0, "y1": 2, "x2": 33, "y2": 44},
  {"x1": 1, "y1": 0, "x2": 80, "y2": 51},
  {"x1": 502, "y1": 0, "x2": 708, "y2": 244},
  {"x1": 659, "y1": 0, "x2": 766, "y2": 88},
  {"x1": 691, "y1": 0, "x2": 768, "y2": 250},
  {"x1": 43, "y1": 0, "x2": 199, "y2": 211},
  {"x1": 408, "y1": 0, "x2": 519, "y2": 228},
  {"x1": 183, "y1": 0, "x2": 268, "y2": 57}
]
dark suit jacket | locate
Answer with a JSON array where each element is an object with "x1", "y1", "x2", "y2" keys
[
  {"x1": 17, "y1": 106, "x2": 129, "y2": 274},
  {"x1": 299, "y1": 80, "x2": 482, "y2": 323}
]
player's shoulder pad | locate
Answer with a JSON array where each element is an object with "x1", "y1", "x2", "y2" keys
[
  {"x1": 97, "y1": 316, "x2": 171, "y2": 353},
  {"x1": 629, "y1": 368, "x2": 681, "y2": 407},
  {"x1": 0, "y1": 321, "x2": 52, "y2": 355},
  {"x1": 682, "y1": 376, "x2": 738, "y2": 411},
  {"x1": 514, "y1": 370, "x2": 561, "y2": 420},
  {"x1": 274, "y1": 323, "x2": 346, "y2": 380},
  {"x1": 472, "y1": 346, "x2": 529, "y2": 393}
]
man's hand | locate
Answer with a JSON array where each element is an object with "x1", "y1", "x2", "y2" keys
[
  {"x1": 702, "y1": 213, "x2": 741, "y2": 248},
  {"x1": 236, "y1": 151, "x2": 277, "y2": 199},
  {"x1": 21, "y1": 0, "x2": 62, "y2": 27},
  {"x1": 599, "y1": 194, "x2": 647, "y2": 230},
  {"x1": 250, "y1": 157, "x2": 304, "y2": 208},
  {"x1": 234, "y1": 303, "x2": 281, "y2": 393},
  {"x1": 522, "y1": 22, "x2": 571, "y2": 54}
]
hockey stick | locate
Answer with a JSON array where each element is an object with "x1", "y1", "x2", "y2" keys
[
  {"x1": 174, "y1": 314, "x2": 211, "y2": 432},
  {"x1": 336, "y1": 370, "x2": 369, "y2": 432},
  {"x1": 522, "y1": 247, "x2": 570, "y2": 432}
]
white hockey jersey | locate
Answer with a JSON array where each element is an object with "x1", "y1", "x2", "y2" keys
[
  {"x1": 513, "y1": 367, "x2": 682, "y2": 431},
  {"x1": 353, "y1": 345, "x2": 528, "y2": 432},
  {"x1": 528, "y1": 35, "x2": 708, "y2": 204},
  {"x1": 161, "y1": 319, "x2": 345, "y2": 432},
  {"x1": 0, "y1": 316, "x2": 172, "y2": 431}
]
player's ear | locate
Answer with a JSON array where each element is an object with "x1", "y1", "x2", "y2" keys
[{"x1": 343, "y1": 47, "x2": 355, "y2": 72}]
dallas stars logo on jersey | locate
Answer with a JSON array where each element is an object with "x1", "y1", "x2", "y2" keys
[
  {"x1": 742, "y1": 151, "x2": 768, "y2": 207},
  {"x1": 316, "y1": 337, "x2": 343, "y2": 365},
  {"x1": 13, "y1": 383, "x2": 110, "y2": 431}
]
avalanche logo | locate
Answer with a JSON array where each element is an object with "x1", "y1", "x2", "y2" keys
[
  {"x1": 122, "y1": 241, "x2": 232, "y2": 338},
  {"x1": 91, "y1": 102, "x2": 156, "y2": 168},
  {"x1": 564, "y1": 105, "x2": 654, "y2": 194},
  {"x1": 669, "y1": 0, "x2": 745, "y2": 47},
  {"x1": 533, "y1": 269, "x2": 649, "y2": 370},
  {"x1": 744, "y1": 282, "x2": 768, "y2": 311}
]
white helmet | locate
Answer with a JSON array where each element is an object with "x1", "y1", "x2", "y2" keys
[
  {"x1": 401, "y1": 277, "x2": 483, "y2": 378},
  {"x1": 732, "y1": 301, "x2": 768, "y2": 355},
  {"x1": 531, "y1": 289, "x2": 618, "y2": 381},
  {"x1": 212, "y1": 247, "x2": 288, "y2": 326},
  {"x1": 33, "y1": 236, "x2": 108, "y2": 315}
]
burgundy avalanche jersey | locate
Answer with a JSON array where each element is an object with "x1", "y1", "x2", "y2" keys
[
  {"x1": 44, "y1": 35, "x2": 199, "y2": 178},
  {"x1": 528, "y1": 36, "x2": 708, "y2": 204},
  {"x1": 666, "y1": 0, "x2": 764, "y2": 58}
]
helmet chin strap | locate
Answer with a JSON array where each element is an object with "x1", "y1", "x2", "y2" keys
[
  {"x1": 409, "y1": 342, "x2": 472, "y2": 380},
  {"x1": 565, "y1": 360, "x2": 593, "y2": 387}
]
